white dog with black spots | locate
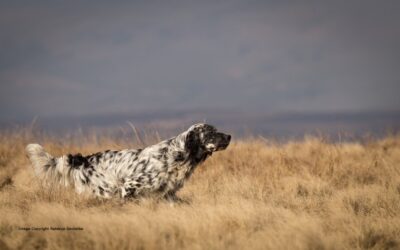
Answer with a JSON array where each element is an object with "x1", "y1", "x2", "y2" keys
[{"x1": 26, "y1": 123, "x2": 231, "y2": 201}]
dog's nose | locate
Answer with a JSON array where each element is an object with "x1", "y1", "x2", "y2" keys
[{"x1": 226, "y1": 134, "x2": 231, "y2": 141}]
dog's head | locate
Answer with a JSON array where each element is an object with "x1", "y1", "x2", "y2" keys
[{"x1": 184, "y1": 123, "x2": 231, "y2": 164}]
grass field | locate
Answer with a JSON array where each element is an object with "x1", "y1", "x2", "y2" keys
[{"x1": 0, "y1": 129, "x2": 400, "y2": 250}]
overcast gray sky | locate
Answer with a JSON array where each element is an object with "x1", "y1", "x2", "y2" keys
[{"x1": 1, "y1": 0, "x2": 399, "y2": 122}]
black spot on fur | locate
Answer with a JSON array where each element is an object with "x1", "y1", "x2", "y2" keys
[
  {"x1": 82, "y1": 175, "x2": 90, "y2": 185},
  {"x1": 174, "y1": 151, "x2": 185, "y2": 161},
  {"x1": 125, "y1": 187, "x2": 137, "y2": 198},
  {"x1": 129, "y1": 156, "x2": 138, "y2": 164},
  {"x1": 87, "y1": 152, "x2": 103, "y2": 164},
  {"x1": 98, "y1": 187, "x2": 104, "y2": 195},
  {"x1": 156, "y1": 147, "x2": 168, "y2": 160},
  {"x1": 158, "y1": 182, "x2": 167, "y2": 193},
  {"x1": 160, "y1": 147, "x2": 168, "y2": 154},
  {"x1": 107, "y1": 150, "x2": 117, "y2": 158},
  {"x1": 67, "y1": 154, "x2": 91, "y2": 169}
]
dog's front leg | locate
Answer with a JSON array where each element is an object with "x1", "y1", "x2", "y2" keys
[{"x1": 164, "y1": 191, "x2": 189, "y2": 204}]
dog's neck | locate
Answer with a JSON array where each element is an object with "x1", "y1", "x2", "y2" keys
[{"x1": 171, "y1": 132, "x2": 187, "y2": 151}]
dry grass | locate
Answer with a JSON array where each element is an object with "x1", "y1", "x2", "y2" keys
[{"x1": 1, "y1": 130, "x2": 400, "y2": 250}]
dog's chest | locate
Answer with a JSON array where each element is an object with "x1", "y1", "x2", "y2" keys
[
  {"x1": 164, "y1": 163, "x2": 194, "y2": 191},
  {"x1": 169, "y1": 164, "x2": 190, "y2": 181}
]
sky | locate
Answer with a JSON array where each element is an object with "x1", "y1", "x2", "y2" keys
[{"x1": 0, "y1": 0, "x2": 399, "y2": 123}]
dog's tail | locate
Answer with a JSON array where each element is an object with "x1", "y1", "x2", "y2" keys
[{"x1": 26, "y1": 144, "x2": 71, "y2": 185}]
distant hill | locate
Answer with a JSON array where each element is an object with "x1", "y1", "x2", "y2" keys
[{"x1": 1, "y1": 110, "x2": 400, "y2": 141}]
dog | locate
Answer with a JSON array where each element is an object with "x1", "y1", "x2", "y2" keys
[{"x1": 26, "y1": 123, "x2": 231, "y2": 200}]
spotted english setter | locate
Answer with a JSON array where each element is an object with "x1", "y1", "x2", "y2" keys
[{"x1": 26, "y1": 123, "x2": 231, "y2": 200}]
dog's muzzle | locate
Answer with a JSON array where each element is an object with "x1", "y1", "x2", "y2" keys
[{"x1": 216, "y1": 133, "x2": 231, "y2": 151}]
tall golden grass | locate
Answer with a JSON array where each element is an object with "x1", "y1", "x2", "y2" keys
[{"x1": 0, "y1": 129, "x2": 400, "y2": 250}]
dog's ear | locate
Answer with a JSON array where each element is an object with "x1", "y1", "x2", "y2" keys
[
  {"x1": 185, "y1": 129, "x2": 211, "y2": 164},
  {"x1": 185, "y1": 130, "x2": 199, "y2": 153}
]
